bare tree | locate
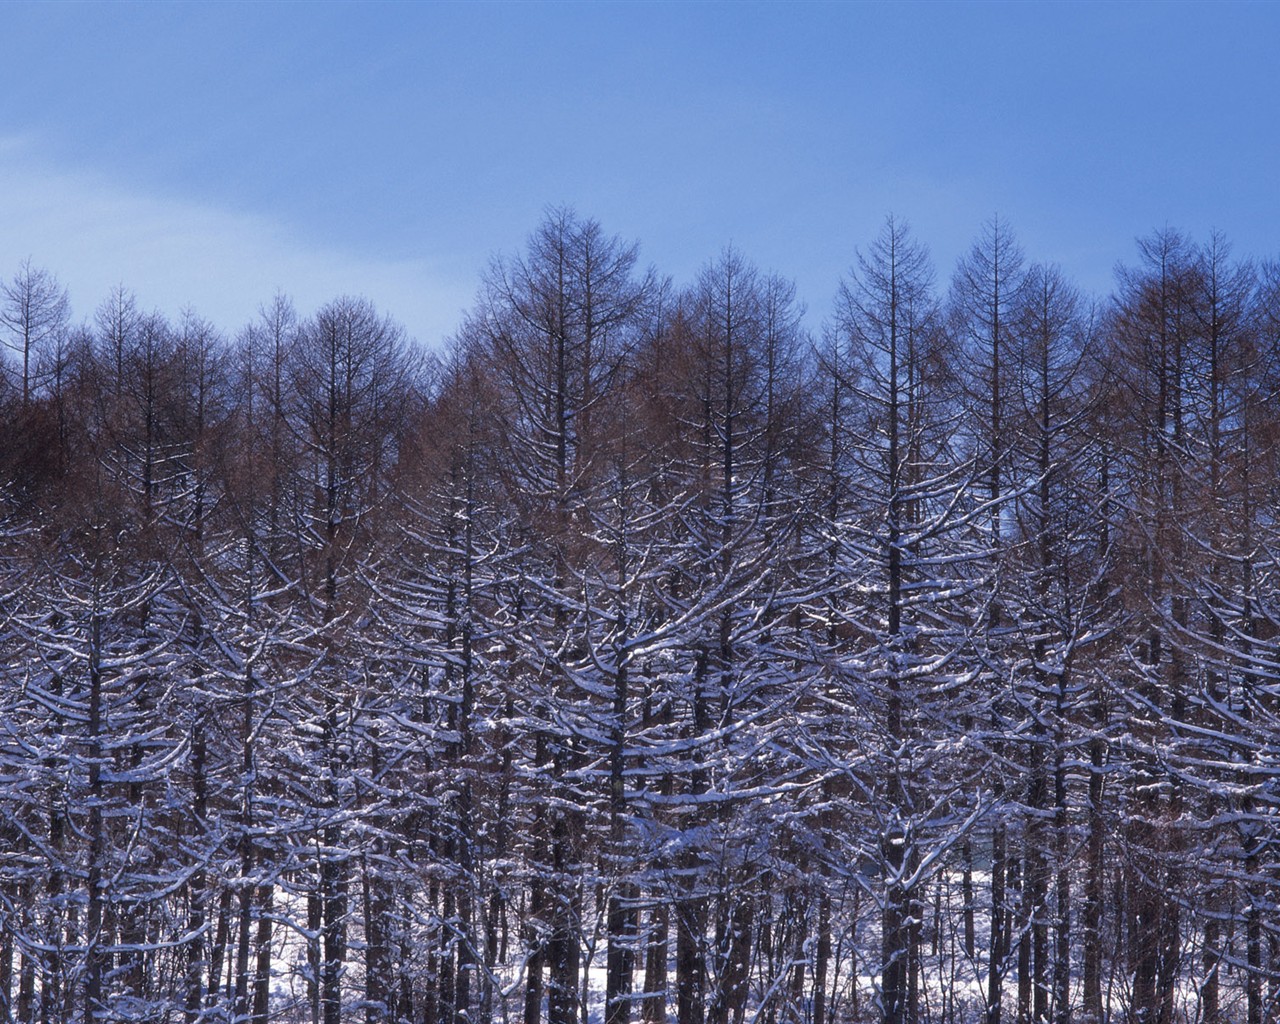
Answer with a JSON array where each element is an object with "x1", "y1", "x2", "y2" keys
[{"x1": 1, "y1": 260, "x2": 70, "y2": 408}]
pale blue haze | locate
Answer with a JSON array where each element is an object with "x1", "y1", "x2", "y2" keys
[{"x1": 1, "y1": 1, "x2": 1277, "y2": 344}]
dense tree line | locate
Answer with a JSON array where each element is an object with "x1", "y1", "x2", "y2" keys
[{"x1": 1, "y1": 210, "x2": 1279, "y2": 1024}]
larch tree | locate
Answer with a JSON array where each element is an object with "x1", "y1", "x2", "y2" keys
[
  {"x1": 831, "y1": 217, "x2": 991, "y2": 1024},
  {"x1": 949, "y1": 218, "x2": 1025, "y2": 1024},
  {"x1": 1107, "y1": 228, "x2": 1203, "y2": 1024},
  {"x1": 461, "y1": 207, "x2": 653, "y2": 1024},
  {"x1": 1, "y1": 260, "x2": 69, "y2": 410},
  {"x1": 1005, "y1": 262, "x2": 1107, "y2": 1024}
]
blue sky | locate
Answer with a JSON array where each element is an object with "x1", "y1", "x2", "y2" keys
[{"x1": 2, "y1": 1, "x2": 1278, "y2": 347}]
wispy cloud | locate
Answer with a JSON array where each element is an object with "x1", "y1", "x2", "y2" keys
[{"x1": 0, "y1": 137, "x2": 470, "y2": 348}]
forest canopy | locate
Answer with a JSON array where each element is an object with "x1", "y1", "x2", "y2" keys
[{"x1": 2, "y1": 211, "x2": 1279, "y2": 1024}]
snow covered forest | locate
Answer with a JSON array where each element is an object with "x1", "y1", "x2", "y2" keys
[{"x1": 3, "y1": 210, "x2": 1280, "y2": 1024}]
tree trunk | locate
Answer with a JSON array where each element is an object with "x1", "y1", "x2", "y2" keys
[
  {"x1": 814, "y1": 892, "x2": 832, "y2": 1024},
  {"x1": 252, "y1": 883, "x2": 274, "y2": 1024},
  {"x1": 642, "y1": 902, "x2": 669, "y2": 1024},
  {"x1": 676, "y1": 882, "x2": 707, "y2": 1024},
  {"x1": 524, "y1": 879, "x2": 545, "y2": 1024},
  {"x1": 1082, "y1": 706, "x2": 1106, "y2": 1024}
]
